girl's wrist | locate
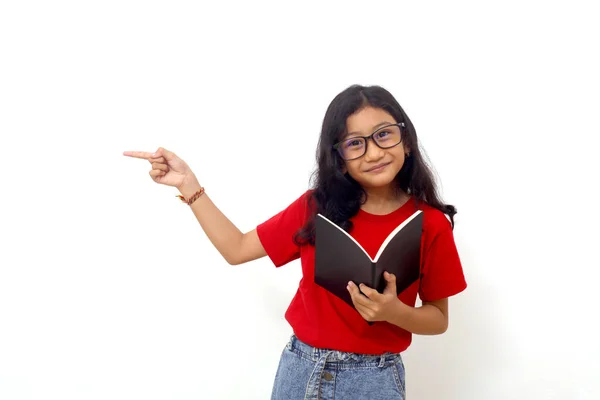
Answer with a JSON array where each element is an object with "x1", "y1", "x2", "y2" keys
[
  {"x1": 178, "y1": 175, "x2": 202, "y2": 198},
  {"x1": 387, "y1": 298, "x2": 411, "y2": 326}
]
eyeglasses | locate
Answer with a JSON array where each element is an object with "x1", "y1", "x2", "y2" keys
[{"x1": 332, "y1": 123, "x2": 405, "y2": 161}]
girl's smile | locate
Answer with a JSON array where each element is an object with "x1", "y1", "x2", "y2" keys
[{"x1": 365, "y1": 162, "x2": 391, "y2": 173}]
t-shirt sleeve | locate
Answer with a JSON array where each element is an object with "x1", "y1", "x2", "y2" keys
[
  {"x1": 419, "y1": 214, "x2": 467, "y2": 302},
  {"x1": 256, "y1": 191, "x2": 310, "y2": 267}
]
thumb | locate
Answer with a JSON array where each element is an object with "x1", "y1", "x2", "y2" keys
[
  {"x1": 383, "y1": 271, "x2": 397, "y2": 295},
  {"x1": 154, "y1": 147, "x2": 176, "y2": 161}
]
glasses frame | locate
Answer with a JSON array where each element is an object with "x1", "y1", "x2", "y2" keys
[{"x1": 332, "y1": 122, "x2": 406, "y2": 161}]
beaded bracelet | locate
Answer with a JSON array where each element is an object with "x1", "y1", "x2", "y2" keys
[{"x1": 176, "y1": 187, "x2": 205, "y2": 205}]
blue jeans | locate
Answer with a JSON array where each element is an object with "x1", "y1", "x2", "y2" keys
[{"x1": 271, "y1": 335, "x2": 406, "y2": 400}]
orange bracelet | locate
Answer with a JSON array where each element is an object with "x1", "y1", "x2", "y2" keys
[{"x1": 176, "y1": 187, "x2": 205, "y2": 205}]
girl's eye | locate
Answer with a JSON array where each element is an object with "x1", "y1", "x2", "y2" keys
[
  {"x1": 344, "y1": 139, "x2": 364, "y2": 148},
  {"x1": 376, "y1": 130, "x2": 390, "y2": 139}
]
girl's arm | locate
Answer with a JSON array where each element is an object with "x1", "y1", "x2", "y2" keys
[
  {"x1": 123, "y1": 148, "x2": 267, "y2": 265},
  {"x1": 179, "y1": 178, "x2": 267, "y2": 265},
  {"x1": 387, "y1": 298, "x2": 449, "y2": 335}
]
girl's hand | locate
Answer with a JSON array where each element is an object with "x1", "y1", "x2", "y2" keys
[
  {"x1": 347, "y1": 271, "x2": 403, "y2": 323},
  {"x1": 123, "y1": 147, "x2": 196, "y2": 189}
]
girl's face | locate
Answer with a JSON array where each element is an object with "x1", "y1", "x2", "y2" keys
[{"x1": 340, "y1": 107, "x2": 409, "y2": 190}]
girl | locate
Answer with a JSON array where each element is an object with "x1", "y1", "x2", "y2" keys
[{"x1": 124, "y1": 84, "x2": 467, "y2": 399}]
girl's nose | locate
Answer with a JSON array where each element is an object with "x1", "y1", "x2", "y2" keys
[{"x1": 364, "y1": 138, "x2": 385, "y2": 161}]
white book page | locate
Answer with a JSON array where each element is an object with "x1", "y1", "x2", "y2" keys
[
  {"x1": 316, "y1": 214, "x2": 373, "y2": 262},
  {"x1": 373, "y1": 210, "x2": 423, "y2": 262}
]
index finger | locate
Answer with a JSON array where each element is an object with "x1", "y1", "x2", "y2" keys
[
  {"x1": 348, "y1": 282, "x2": 373, "y2": 307},
  {"x1": 358, "y1": 284, "x2": 381, "y2": 301},
  {"x1": 123, "y1": 151, "x2": 154, "y2": 160}
]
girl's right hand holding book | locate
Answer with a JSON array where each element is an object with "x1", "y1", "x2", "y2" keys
[{"x1": 123, "y1": 147, "x2": 200, "y2": 192}]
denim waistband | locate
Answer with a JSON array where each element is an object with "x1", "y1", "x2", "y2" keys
[{"x1": 286, "y1": 335, "x2": 401, "y2": 368}]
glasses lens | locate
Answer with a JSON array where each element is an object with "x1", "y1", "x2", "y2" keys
[
  {"x1": 373, "y1": 125, "x2": 402, "y2": 148},
  {"x1": 339, "y1": 137, "x2": 366, "y2": 160}
]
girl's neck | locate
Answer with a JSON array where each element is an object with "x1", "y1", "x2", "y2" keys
[{"x1": 360, "y1": 186, "x2": 410, "y2": 215}]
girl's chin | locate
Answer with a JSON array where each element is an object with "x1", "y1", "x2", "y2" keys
[{"x1": 357, "y1": 176, "x2": 397, "y2": 189}]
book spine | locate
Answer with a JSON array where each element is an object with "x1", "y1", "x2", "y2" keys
[{"x1": 371, "y1": 261, "x2": 377, "y2": 290}]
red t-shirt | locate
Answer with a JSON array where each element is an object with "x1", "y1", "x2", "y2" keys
[{"x1": 256, "y1": 190, "x2": 467, "y2": 354}]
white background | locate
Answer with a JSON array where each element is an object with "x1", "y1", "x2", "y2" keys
[{"x1": 1, "y1": 1, "x2": 599, "y2": 399}]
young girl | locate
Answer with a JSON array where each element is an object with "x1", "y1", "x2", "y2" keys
[{"x1": 124, "y1": 84, "x2": 467, "y2": 399}]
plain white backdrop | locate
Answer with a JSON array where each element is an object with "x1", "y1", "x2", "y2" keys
[{"x1": 1, "y1": 1, "x2": 599, "y2": 399}]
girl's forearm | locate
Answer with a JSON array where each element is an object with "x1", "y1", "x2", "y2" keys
[
  {"x1": 178, "y1": 178, "x2": 244, "y2": 265},
  {"x1": 387, "y1": 301, "x2": 448, "y2": 335}
]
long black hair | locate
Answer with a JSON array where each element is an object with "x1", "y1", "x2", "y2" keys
[{"x1": 294, "y1": 84, "x2": 456, "y2": 246}]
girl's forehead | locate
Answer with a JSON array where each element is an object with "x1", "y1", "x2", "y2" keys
[
  {"x1": 346, "y1": 107, "x2": 396, "y2": 131},
  {"x1": 342, "y1": 108, "x2": 397, "y2": 139}
]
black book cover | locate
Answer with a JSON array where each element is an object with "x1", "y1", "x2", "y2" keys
[{"x1": 314, "y1": 210, "x2": 423, "y2": 313}]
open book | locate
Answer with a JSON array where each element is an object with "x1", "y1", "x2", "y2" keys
[{"x1": 314, "y1": 210, "x2": 423, "y2": 312}]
